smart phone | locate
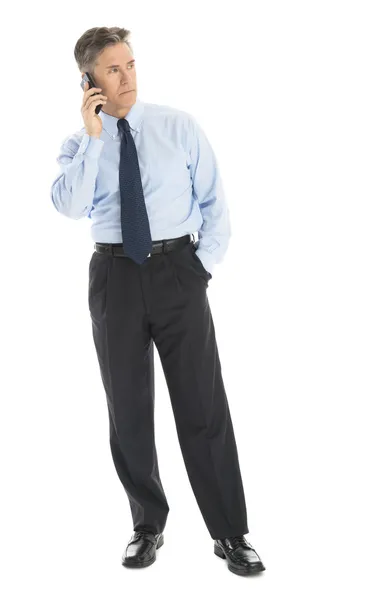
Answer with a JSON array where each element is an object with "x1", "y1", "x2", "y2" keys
[{"x1": 80, "y1": 72, "x2": 102, "y2": 114}]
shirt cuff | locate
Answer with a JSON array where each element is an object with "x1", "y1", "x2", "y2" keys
[
  {"x1": 78, "y1": 133, "x2": 104, "y2": 158},
  {"x1": 195, "y1": 249, "x2": 214, "y2": 276}
]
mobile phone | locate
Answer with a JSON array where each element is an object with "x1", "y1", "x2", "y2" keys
[{"x1": 80, "y1": 72, "x2": 102, "y2": 114}]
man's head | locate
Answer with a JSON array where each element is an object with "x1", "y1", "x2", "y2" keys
[{"x1": 75, "y1": 27, "x2": 137, "y2": 119}]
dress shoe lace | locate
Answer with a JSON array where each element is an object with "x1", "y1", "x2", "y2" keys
[
  {"x1": 226, "y1": 535, "x2": 253, "y2": 550},
  {"x1": 133, "y1": 531, "x2": 155, "y2": 542}
]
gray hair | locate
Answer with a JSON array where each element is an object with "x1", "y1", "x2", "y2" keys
[{"x1": 74, "y1": 26, "x2": 133, "y2": 76}]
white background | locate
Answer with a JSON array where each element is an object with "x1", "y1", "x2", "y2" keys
[{"x1": 1, "y1": 1, "x2": 379, "y2": 597}]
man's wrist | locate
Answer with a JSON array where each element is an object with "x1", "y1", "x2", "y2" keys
[{"x1": 195, "y1": 249, "x2": 214, "y2": 277}]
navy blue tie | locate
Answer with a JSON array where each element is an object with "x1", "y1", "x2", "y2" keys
[{"x1": 117, "y1": 118, "x2": 152, "y2": 264}]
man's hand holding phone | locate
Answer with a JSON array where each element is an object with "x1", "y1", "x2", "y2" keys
[{"x1": 81, "y1": 81, "x2": 107, "y2": 138}]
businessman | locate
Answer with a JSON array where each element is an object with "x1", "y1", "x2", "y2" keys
[{"x1": 51, "y1": 25, "x2": 265, "y2": 577}]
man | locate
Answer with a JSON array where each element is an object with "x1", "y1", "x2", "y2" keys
[{"x1": 51, "y1": 26, "x2": 265, "y2": 577}]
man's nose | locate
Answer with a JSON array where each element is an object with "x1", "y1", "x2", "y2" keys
[{"x1": 120, "y1": 70, "x2": 133, "y2": 83}]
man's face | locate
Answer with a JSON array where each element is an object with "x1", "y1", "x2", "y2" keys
[{"x1": 82, "y1": 42, "x2": 137, "y2": 118}]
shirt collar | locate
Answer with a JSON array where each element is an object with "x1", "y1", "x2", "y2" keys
[{"x1": 99, "y1": 96, "x2": 144, "y2": 139}]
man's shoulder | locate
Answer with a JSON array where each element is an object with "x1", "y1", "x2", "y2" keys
[{"x1": 143, "y1": 101, "x2": 195, "y2": 129}]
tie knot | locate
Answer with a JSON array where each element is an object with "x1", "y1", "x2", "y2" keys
[{"x1": 117, "y1": 118, "x2": 131, "y2": 135}]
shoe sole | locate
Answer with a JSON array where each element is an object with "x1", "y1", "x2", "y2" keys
[
  {"x1": 214, "y1": 543, "x2": 266, "y2": 576},
  {"x1": 122, "y1": 534, "x2": 164, "y2": 568}
]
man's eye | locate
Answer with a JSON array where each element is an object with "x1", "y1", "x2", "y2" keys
[{"x1": 110, "y1": 65, "x2": 134, "y2": 73}]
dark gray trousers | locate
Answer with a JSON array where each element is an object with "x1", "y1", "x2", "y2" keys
[{"x1": 88, "y1": 235, "x2": 249, "y2": 540}]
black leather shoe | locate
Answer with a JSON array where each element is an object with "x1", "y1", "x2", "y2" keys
[
  {"x1": 121, "y1": 531, "x2": 164, "y2": 568},
  {"x1": 214, "y1": 536, "x2": 266, "y2": 576}
]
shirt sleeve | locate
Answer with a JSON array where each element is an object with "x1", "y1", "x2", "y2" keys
[
  {"x1": 50, "y1": 133, "x2": 104, "y2": 220},
  {"x1": 187, "y1": 116, "x2": 232, "y2": 276}
]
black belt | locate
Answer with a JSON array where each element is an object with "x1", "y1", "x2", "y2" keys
[{"x1": 94, "y1": 233, "x2": 194, "y2": 257}]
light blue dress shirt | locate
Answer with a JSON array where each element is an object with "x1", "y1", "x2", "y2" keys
[{"x1": 50, "y1": 97, "x2": 231, "y2": 275}]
